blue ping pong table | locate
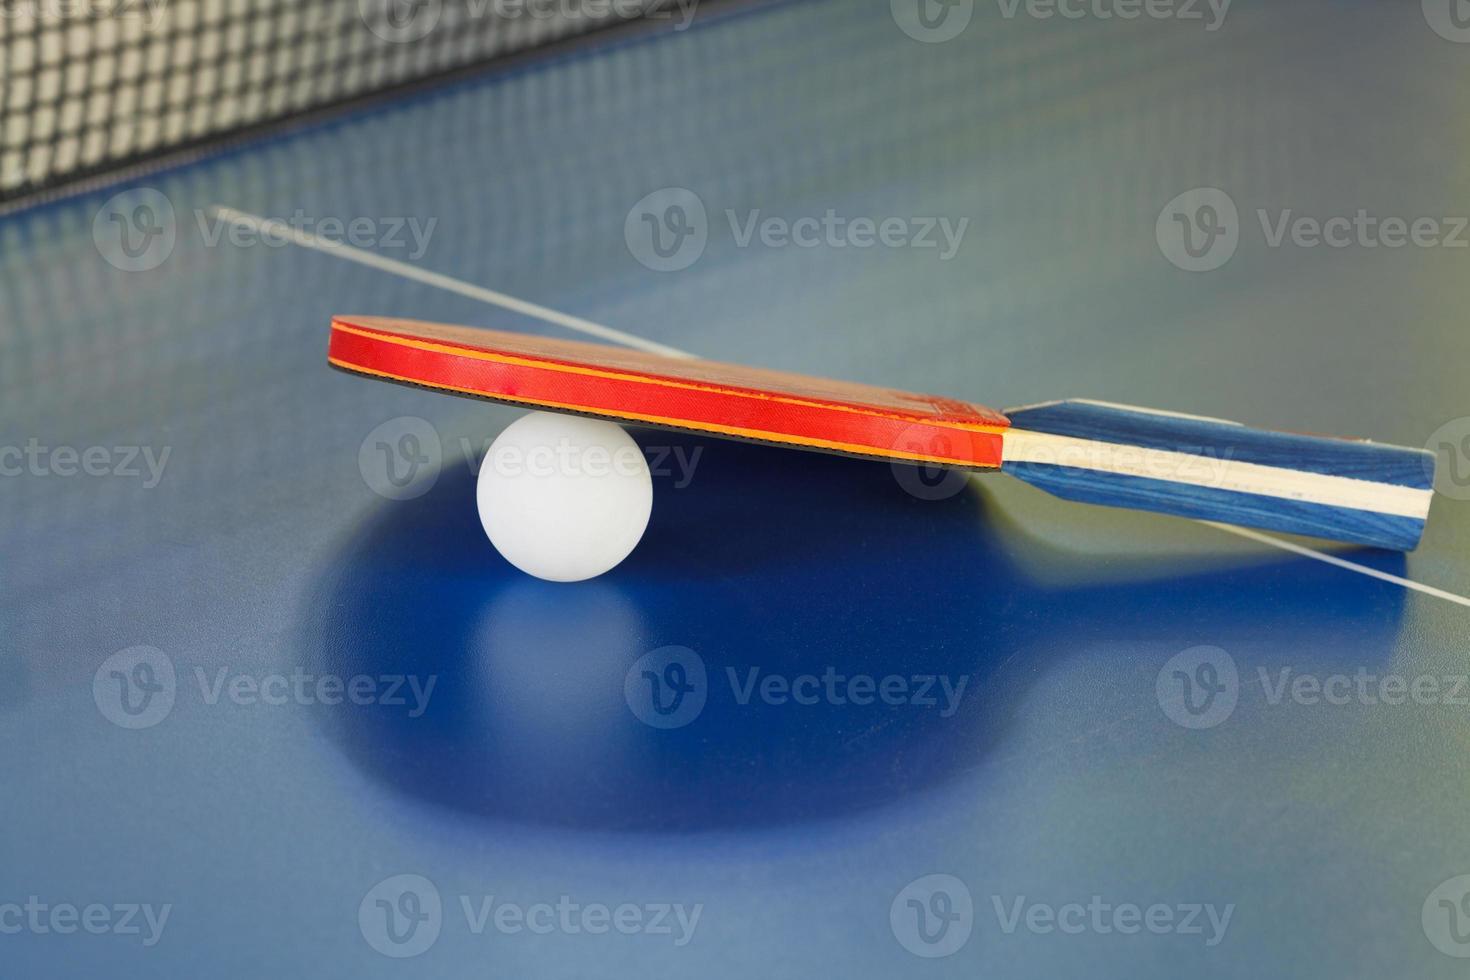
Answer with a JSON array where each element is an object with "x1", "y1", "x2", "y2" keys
[{"x1": 3, "y1": 1, "x2": 1470, "y2": 977}]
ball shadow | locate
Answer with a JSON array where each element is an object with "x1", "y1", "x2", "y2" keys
[{"x1": 299, "y1": 430, "x2": 1407, "y2": 832}]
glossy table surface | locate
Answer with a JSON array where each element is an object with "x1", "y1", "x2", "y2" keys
[{"x1": 3, "y1": 1, "x2": 1470, "y2": 976}]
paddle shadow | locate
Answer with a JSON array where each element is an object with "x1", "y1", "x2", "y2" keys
[{"x1": 299, "y1": 431, "x2": 1408, "y2": 832}]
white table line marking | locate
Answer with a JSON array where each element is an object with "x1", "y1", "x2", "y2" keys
[{"x1": 1202, "y1": 522, "x2": 1470, "y2": 608}]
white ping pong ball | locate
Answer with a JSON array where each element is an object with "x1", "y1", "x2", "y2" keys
[{"x1": 476, "y1": 412, "x2": 653, "y2": 582}]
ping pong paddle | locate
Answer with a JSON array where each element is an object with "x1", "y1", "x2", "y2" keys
[{"x1": 328, "y1": 316, "x2": 1436, "y2": 551}]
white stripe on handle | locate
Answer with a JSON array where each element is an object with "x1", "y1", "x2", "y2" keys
[{"x1": 1001, "y1": 429, "x2": 1433, "y2": 519}]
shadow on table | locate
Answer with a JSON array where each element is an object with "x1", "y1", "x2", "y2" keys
[{"x1": 300, "y1": 431, "x2": 1408, "y2": 832}]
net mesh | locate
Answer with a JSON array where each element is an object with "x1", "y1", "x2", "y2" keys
[{"x1": 0, "y1": 0, "x2": 684, "y2": 203}]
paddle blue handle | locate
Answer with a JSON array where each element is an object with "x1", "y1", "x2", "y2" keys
[{"x1": 1000, "y1": 400, "x2": 1436, "y2": 551}]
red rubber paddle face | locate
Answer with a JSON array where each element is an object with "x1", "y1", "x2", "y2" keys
[{"x1": 328, "y1": 316, "x2": 1009, "y2": 468}]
